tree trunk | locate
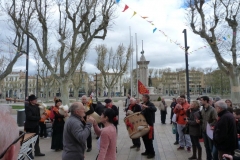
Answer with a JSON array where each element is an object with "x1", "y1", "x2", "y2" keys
[
  {"x1": 107, "y1": 87, "x2": 112, "y2": 97},
  {"x1": 74, "y1": 88, "x2": 79, "y2": 101},
  {"x1": 61, "y1": 80, "x2": 70, "y2": 105},
  {"x1": 45, "y1": 86, "x2": 49, "y2": 102},
  {"x1": 229, "y1": 74, "x2": 240, "y2": 106}
]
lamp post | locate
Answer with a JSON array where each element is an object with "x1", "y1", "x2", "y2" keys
[
  {"x1": 25, "y1": 36, "x2": 29, "y2": 101},
  {"x1": 182, "y1": 29, "x2": 190, "y2": 103},
  {"x1": 36, "y1": 69, "x2": 39, "y2": 97},
  {"x1": 199, "y1": 81, "x2": 200, "y2": 95}
]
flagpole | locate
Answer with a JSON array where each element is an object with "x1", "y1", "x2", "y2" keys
[
  {"x1": 135, "y1": 33, "x2": 139, "y2": 98},
  {"x1": 131, "y1": 36, "x2": 133, "y2": 97},
  {"x1": 129, "y1": 26, "x2": 132, "y2": 97}
]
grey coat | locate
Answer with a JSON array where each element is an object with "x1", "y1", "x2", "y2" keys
[
  {"x1": 188, "y1": 109, "x2": 201, "y2": 137},
  {"x1": 201, "y1": 105, "x2": 217, "y2": 132},
  {"x1": 62, "y1": 114, "x2": 92, "y2": 160}
]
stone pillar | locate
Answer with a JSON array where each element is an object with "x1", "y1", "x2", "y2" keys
[{"x1": 137, "y1": 54, "x2": 149, "y2": 87}]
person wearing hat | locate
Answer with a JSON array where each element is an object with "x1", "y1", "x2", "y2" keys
[
  {"x1": 25, "y1": 94, "x2": 45, "y2": 157},
  {"x1": 104, "y1": 99, "x2": 119, "y2": 130}
]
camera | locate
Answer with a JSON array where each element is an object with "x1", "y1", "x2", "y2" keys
[{"x1": 184, "y1": 118, "x2": 189, "y2": 121}]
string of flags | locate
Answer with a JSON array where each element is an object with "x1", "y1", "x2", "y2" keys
[
  {"x1": 1, "y1": 0, "x2": 237, "y2": 56},
  {"x1": 115, "y1": 0, "x2": 238, "y2": 55}
]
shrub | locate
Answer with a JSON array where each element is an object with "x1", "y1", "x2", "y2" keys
[{"x1": 157, "y1": 97, "x2": 161, "y2": 101}]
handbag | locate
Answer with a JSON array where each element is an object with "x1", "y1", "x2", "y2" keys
[
  {"x1": 182, "y1": 124, "x2": 189, "y2": 134},
  {"x1": 172, "y1": 124, "x2": 176, "y2": 134},
  {"x1": 172, "y1": 114, "x2": 177, "y2": 123}
]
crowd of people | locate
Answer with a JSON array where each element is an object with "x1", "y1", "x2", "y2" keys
[
  {"x1": 2, "y1": 92, "x2": 240, "y2": 160},
  {"x1": 169, "y1": 95, "x2": 240, "y2": 160}
]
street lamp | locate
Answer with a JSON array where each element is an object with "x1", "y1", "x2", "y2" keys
[
  {"x1": 36, "y1": 69, "x2": 39, "y2": 97},
  {"x1": 182, "y1": 29, "x2": 190, "y2": 103}
]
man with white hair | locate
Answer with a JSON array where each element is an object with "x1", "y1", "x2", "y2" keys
[
  {"x1": 62, "y1": 102, "x2": 95, "y2": 160},
  {"x1": 125, "y1": 97, "x2": 142, "y2": 151},
  {"x1": 0, "y1": 106, "x2": 21, "y2": 160},
  {"x1": 213, "y1": 101, "x2": 238, "y2": 160}
]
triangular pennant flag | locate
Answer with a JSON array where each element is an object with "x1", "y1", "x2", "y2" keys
[
  {"x1": 148, "y1": 21, "x2": 152, "y2": 23},
  {"x1": 122, "y1": 5, "x2": 129, "y2": 12},
  {"x1": 131, "y1": 11, "x2": 137, "y2": 18},
  {"x1": 138, "y1": 80, "x2": 149, "y2": 94},
  {"x1": 141, "y1": 16, "x2": 148, "y2": 19},
  {"x1": 153, "y1": 28, "x2": 157, "y2": 33},
  {"x1": 115, "y1": 0, "x2": 120, "y2": 3}
]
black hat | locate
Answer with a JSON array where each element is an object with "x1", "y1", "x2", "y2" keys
[
  {"x1": 28, "y1": 95, "x2": 37, "y2": 101},
  {"x1": 104, "y1": 99, "x2": 112, "y2": 104}
]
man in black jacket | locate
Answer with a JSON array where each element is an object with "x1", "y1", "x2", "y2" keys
[
  {"x1": 213, "y1": 101, "x2": 238, "y2": 160},
  {"x1": 141, "y1": 94, "x2": 157, "y2": 159},
  {"x1": 125, "y1": 98, "x2": 142, "y2": 151},
  {"x1": 25, "y1": 94, "x2": 45, "y2": 156}
]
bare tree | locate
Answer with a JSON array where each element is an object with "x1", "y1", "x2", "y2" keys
[
  {"x1": 187, "y1": 0, "x2": 240, "y2": 104},
  {"x1": 34, "y1": 52, "x2": 56, "y2": 102},
  {"x1": 148, "y1": 68, "x2": 154, "y2": 77},
  {"x1": 95, "y1": 44, "x2": 132, "y2": 96},
  {"x1": 3, "y1": 0, "x2": 116, "y2": 104},
  {"x1": 0, "y1": 18, "x2": 25, "y2": 80},
  {"x1": 123, "y1": 76, "x2": 131, "y2": 96},
  {"x1": 71, "y1": 52, "x2": 87, "y2": 100}
]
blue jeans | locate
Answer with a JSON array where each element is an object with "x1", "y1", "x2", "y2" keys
[
  {"x1": 176, "y1": 129, "x2": 179, "y2": 142},
  {"x1": 174, "y1": 123, "x2": 179, "y2": 142},
  {"x1": 202, "y1": 131, "x2": 213, "y2": 160},
  {"x1": 177, "y1": 124, "x2": 192, "y2": 147}
]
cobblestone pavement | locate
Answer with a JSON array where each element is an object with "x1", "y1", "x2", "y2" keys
[{"x1": 11, "y1": 100, "x2": 206, "y2": 160}]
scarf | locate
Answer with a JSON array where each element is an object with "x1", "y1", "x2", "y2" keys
[{"x1": 128, "y1": 104, "x2": 135, "y2": 111}]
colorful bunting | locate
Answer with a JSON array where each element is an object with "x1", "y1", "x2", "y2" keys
[
  {"x1": 117, "y1": 0, "x2": 238, "y2": 55},
  {"x1": 122, "y1": 5, "x2": 129, "y2": 12},
  {"x1": 153, "y1": 28, "x2": 157, "y2": 33},
  {"x1": 131, "y1": 11, "x2": 137, "y2": 18}
]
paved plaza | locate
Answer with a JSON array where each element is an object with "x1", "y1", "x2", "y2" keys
[{"x1": 9, "y1": 100, "x2": 207, "y2": 160}]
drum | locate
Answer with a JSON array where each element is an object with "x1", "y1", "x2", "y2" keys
[
  {"x1": 124, "y1": 112, "x2": 149, "y2": 139},
  {"x1": 84, "y1": 105, "x2": 101, "y2": 123}
]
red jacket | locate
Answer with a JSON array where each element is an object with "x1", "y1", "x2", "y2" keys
[{"x1": 173, "y1": 101, "x2": 190, "y2": 125}]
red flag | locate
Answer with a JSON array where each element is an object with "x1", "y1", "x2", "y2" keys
[
  {"x1": 122, "y1": 5, "x2": 129, "y2": 12},
  {"x1": 138, "y1": 80, "x2": 149, "y2": 94}
]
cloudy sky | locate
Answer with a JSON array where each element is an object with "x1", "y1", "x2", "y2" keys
[{"x1": 0, "y1": 0, "x2": 221, "y2": 75}]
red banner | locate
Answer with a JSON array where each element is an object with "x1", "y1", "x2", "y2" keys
[{"x1": 138, "y1": 80, "x2": 149, "y2": 94}]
